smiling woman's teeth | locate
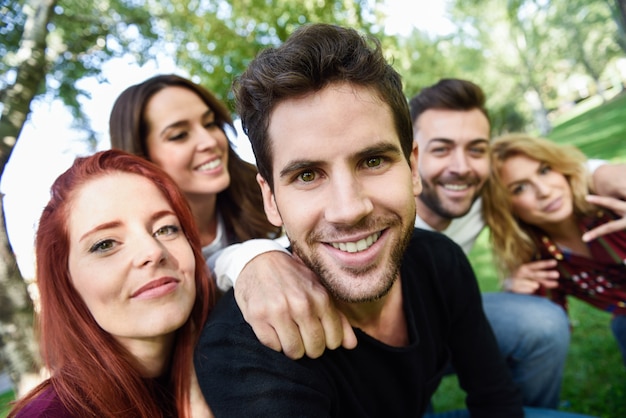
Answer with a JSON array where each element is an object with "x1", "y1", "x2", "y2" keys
[
  {"x1": 197, "y1": 158, "x2": 221, "y2": 171},
  {"x1": 331, "y1": 232, "x2": 381, "y2": 253}
]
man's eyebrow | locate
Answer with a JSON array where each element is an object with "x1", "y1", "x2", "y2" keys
[
  {"x1": 279, "y1": 159, "x2": 323, "y2": 179},
  {"x1": 278, "y1": 142, "x2": 403, "y2": 179},
  {"x1": 354, "y1": 142, "x2": 403, "y2": 159},
  {"x1": 427, "y1": 137, "x2": 489, "y2": 146}
]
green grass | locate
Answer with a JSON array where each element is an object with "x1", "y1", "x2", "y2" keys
[
  {"x1": 431, "y1": 92, "x2": 626, "y2": 417},
  {"x1": 0, "y1": 390, "x2": 14, "y2": 418},
  {"x1": 549, "y1": 92, "x2": 626, "y2": 162}
]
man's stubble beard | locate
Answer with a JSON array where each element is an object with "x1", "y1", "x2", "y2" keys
[{"x1": 289, "y1": 217, "x2": 414, "y2": 304}]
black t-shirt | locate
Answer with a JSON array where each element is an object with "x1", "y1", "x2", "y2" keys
[{"x1": 195, "y1": 228, "x2": 523, "y2": 417}]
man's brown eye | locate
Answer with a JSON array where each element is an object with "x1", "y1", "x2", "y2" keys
[
  {"x1": 366, "y1": 157, "x2": 382, "y2": 167},
  {"x1": 299, "y1": 171, "x2": 315, "y2": 182}
]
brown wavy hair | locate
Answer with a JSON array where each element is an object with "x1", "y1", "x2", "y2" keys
[
  {"x1": 8, "y1": 150, "x2": 215, "y2": 418},
  {"x1": 483, "y1": 133, "x2": 594, "y2": 277},
  {"x1": 109, "y1": 74, "x2": 280, "y2": 241}
]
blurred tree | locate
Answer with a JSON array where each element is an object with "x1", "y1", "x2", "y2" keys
[
  {"x1": 607, "y1": 0, "x2": 626, "y2": 54},
  {"x1": 448, "y1": 0, "x2": 625, "y2": 136},
  {"x1": 147, "y1": 0, "x2": 382, "y2": 109},
  {"x1": 550, "y1": 0, "x2": 621, "y2": 102}
]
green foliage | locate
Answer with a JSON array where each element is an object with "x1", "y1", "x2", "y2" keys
[{"x1": 156, "y1": 0, "x2": 382, "y2": 109}]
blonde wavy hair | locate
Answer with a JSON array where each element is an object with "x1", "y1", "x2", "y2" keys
[{"x1": 483, "y1": 133, "x2": 595, "y2": 278}]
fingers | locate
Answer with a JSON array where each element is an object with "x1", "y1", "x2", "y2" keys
[
  {"x1": 233, "y1": 250, "x2": 353, "y2": 360},
  {"x1": 506, "y1": 259, "x2": 560, "y2": 294},
  {"x1": 583, "y1": 219, "x2": 626, "y2": 242},
  {"x1": 585, "y1": 194, "x2": 626, "y2": 215},
  {"x1": 339, "y1": 313, "x2": 358, "y2": 350},
  {"x1": 582, "y1": 195, "x2": 626, "y2": 242},
  {"x1": 503, "y1": 277, "x2": 540, "y2": 294}
]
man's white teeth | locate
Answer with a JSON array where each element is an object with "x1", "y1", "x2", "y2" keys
[
  {"x1": 197, "y1": 159, "x2": 221, "y2": 171},
  {"x1": 443, "y1": 184, "x2": 468, "y2": 191},
  {"x1": 331, "y1": 232, "x2": 381, "y2": 253}
]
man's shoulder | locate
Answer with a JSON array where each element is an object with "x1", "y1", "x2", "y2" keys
[
  {"x1": 404, "y1": 228, "x2": 471, "y2": 280},
  {"x1": 409, "y1": 227, "x2": 464, "y2": 252},
  {"x1": 203, "y1": 288, "x2": 246, "y2": 329}
]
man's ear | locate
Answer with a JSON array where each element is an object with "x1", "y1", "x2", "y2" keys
[
  {"x1": 257, "y1": 173, "x2": 283, "y2": 227},
  {"x1": 410, "y1": 142, "x2": 422, "y2": 196}
]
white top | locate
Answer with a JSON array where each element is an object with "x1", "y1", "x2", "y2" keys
[{"x1": 414, "y1": 197, "x2": 483, "y2": 255}]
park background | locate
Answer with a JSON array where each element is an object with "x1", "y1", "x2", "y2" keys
[{"x1": 1, "y1": 0, "x2": 626, "y2": 416}]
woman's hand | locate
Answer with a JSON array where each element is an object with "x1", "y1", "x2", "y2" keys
[
  {"x1": 504, "y1": 259, "x2": 559, "y2": 294},
  {"x1": 582, "y1": 194, "x2": 626, "y2": 242},
  {"x1": 234, "y1": 251, "x2": 357, "y2": 359}
]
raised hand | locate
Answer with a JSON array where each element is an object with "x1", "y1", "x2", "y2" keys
[{"x1": 582, "y1": 194, "x2": 626, "y2": 242}]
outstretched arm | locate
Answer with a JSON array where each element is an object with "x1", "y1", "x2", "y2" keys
[
  {"x1": 211, "y1": 239, "x2": 357, "y2": 359},
  {"x1": 590, "y1": 162, "x2": 626, "y2": 199}
]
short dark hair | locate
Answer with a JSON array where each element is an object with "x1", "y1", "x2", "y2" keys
[
  {"x1": 234, "y1": 23, "x2": 413, "y2": 189},
  {"x1": 408, "y1": 78, "x2": 490, "y2": 128}
]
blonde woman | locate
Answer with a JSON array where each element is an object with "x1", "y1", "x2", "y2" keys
[{"x1": 483, "y1": 133, "x2": 626, "y2": 366}]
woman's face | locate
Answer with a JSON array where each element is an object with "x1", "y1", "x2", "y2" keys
[
  {"x1": 67, "y1": 172, "x2": 196, "y2": 352},
  {"x1": 499, "y1": 154, "x2": 574, "y2": 228},
  {"x1": 144, "y1": 86, "x2": 230, "y2": 199}
]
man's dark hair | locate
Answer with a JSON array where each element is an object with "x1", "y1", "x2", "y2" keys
[
  {"x1": 409, "y1": 78, "x2": 490, "y2": 127},
  {"x1": 234, "y1": 23, "x2": 413, "y2": 189}
]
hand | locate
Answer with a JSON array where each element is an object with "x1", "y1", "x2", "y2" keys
[
  {"x1": 582, "y1": 194, "x2": 626, "y2": 242},
  {"x1": 503, "y1": 259, "x2": 559, "y2": 294},
  {"x1": 234, "y1": 251, "x2": 357, "y2": 359},
  {"x1": 591, "y1": 163, "x2": 626, "y2": 199}
]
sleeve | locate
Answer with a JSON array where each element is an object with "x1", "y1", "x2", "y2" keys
[
  {"x1": 585, "y1": 158, "x2": 606, "y2": 174},
  {"x1": 194, "y1": 294, "x2": 332, "y2": 417},
  {"x1": 443, "y1": 243, "x2": 524, "y2": 418},
  {"x1": 209, "y1": 237, "x2": 290, "y2": 291}
]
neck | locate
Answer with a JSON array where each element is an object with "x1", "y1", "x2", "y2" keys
[
  {"x1": 542, "y1": 215, "x2": 589, "y2": 256},
  {"x1": 186, "y1": 193, "x2": 218, "y2": 247},
  {"x1": 415, "y1": 197, "x2": 451, "y2": 231},
  {"x1": 336, "y1": 279, "x2": 408, "y2": 347},
  {"x1": 121, "y1": 334, "x2": 175, "y2": 378}
]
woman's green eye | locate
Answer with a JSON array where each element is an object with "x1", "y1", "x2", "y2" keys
[
  {"x1": 366, "y1": 157, "x2": 382, "y2": 167},
  {"x1": 89, "y1": 240, "x2": 115, "y2": 253},
  {"x1": 154, "y1": 225, "x2": 180, "y2": 237}
]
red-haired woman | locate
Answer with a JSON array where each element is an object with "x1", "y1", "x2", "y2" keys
[{"x1": 8, "y1": 149, "x2": 215, "y2": 417}]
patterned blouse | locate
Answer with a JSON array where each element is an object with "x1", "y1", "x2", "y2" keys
[{"x1": 533, "y1": 210, "x2": 626, "y2": 315}]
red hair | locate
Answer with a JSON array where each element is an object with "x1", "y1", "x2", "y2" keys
[{"x1": 9, "y1": 149, "x2": 215, "y2": 417}]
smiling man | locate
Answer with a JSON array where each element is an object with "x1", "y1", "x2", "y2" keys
[{"x1": 193, "y1": 23, "x2": 529, "y2": 418}]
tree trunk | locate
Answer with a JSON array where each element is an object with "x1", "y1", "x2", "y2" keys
[
  {"x1": 609, "y1": 0, "x2": 626, "y2": 54},
  {"x1": 0, "y1": 0, "x2": 57, "y2": 392},
  {"x1": 0, "y1": 196, "x2": 39, "y2": 393}
]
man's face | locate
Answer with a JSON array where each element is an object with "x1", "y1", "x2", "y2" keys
[
  {"x1": 257, "y1": 83, "x2": 421, "y2": 303},
  {"x1": 413, "y1": 108, "x2": 490, "y2": 230}
]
